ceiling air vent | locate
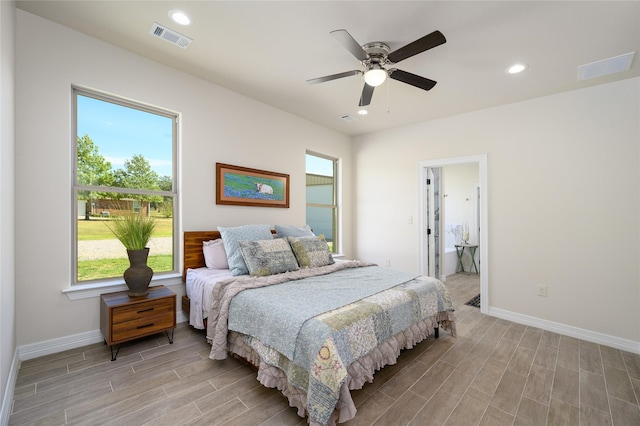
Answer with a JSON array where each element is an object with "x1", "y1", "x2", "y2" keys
[
  {"x1": 150, "y1": 22, "x2": 193, "y2": 49},
  {"x1": 339, "y1": 114, "x2": 360, "y2": 123},
  {"x1": 577, "y1": 52, "x2": 635, "y2": 81}
]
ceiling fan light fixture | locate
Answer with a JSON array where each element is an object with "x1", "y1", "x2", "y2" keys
[{"x1": 364, "y1": 65, "x2": 387, "y2": 87}]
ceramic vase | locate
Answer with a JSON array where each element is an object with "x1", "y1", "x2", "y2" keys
[{"x1": 124, "y1": 248, "x2": 153, "y2": 297}]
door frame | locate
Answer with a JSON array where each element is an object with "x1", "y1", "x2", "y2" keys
[{"x1": 418, "y1": 154, "x2": 489, "y2": 314}]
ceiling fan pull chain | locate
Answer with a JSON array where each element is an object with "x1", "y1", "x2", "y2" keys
[{"x1": 387, "y1": 78, "x2": 391, "y2": 114}]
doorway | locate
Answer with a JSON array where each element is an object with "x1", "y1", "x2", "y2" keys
[{"x1": 419, "y1": 155, "x2": 488, "y2": 313}]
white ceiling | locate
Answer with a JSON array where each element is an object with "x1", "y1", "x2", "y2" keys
[{"x1": 16, "y1": 1, "x2": 640, "y2": 136}]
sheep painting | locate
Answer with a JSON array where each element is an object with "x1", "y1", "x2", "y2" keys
[
  {"x1": 222, "y1": 171, "x2": 288, "y2": 207},
  {"x1": 219, "y1": 166, "x2": 287, "y2": 206},
  {"x1": 255, "y1": 183, "x2": 274, "y2": 194}
]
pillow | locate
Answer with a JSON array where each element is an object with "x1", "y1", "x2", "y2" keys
[
  {"x1": 287, "y1": 236, "x2": 335, "y2": 268},
  {"x1": 202, "y1": 239, "x2": 229, "y2": 269},
  {"x1": 238, "y1": 239, "x2": 300, "y2": 276},
  {"x1": 275, "y1": 224, "x2": 314, "y2": 238},
  {"x1": 218, "y1": 224, "x2": 274, "y2": 276}
]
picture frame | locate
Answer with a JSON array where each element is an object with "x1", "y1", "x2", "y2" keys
[{"x1": 216, "y1": 163, "x2": 290, "y2": 208}]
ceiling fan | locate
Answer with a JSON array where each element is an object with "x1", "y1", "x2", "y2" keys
[{"x1": 307, "y1": 29, "x2": 446, "y2": 107}]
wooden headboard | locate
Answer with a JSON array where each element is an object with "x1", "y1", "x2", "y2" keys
[
  {"x1": 182, "y1": 230, "x2": 277, "y2": 281},
  {"x1": 183, "y1": 231, "x2": 222, "y2": 281}
]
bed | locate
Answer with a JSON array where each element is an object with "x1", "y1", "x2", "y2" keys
[{"x1": 183, "y1": 227, "x2": 456, "y2": 426}]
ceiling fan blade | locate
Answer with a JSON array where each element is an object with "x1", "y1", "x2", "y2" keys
[
  {"x1": 387, "y1": 30, "x2": 446, "y2": 64},
  {"x1": 330, "y1": 29, "x2": 369, "y2": 61},
  {"x1": 359, "y1": 83, "x2": 374, "y2": 107},
  {"x1": 307, "y1": 70, "x2": 362, "y2": 85},
  {"x1": 389, "y1": 69, "x2": 437, "y2": 91}
]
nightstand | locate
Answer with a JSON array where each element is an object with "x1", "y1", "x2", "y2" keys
[{"x1": 100, "y1": 285, "x2": 176, "y2": 361}]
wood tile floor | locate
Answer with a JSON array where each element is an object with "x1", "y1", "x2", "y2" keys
[{"x1": 10, "y1": 274, "x2": 640, "y2": 425}]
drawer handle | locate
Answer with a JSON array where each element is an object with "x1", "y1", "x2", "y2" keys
[
  {"x1": 137, "y1": 308, "x2": 154, "y2": 314},
  {"x1": 137, "y1": 323, "x2": 154, "y2": 329}
]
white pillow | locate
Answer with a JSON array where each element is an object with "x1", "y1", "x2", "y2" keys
[{"x1": 203, "y1": 239, "x2": 229, "y2": 269}]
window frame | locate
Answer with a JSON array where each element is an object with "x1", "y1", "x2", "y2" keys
[
  {"x1": 305, "y1": 151, "x2": 339, "y2": 253},
  {"x1": 71, "y1": 86, "x2": 180, "y2": 287}
]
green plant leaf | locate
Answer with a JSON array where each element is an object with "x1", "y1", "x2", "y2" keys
[{"x1": 105, "y1": 214, "x2": 157, "y2": 250}]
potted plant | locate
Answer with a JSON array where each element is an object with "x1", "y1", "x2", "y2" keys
[{"x1": 106, "y1": 213, "x2": 157, "y2": 297}]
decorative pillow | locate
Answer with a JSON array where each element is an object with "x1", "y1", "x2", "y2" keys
[
  {"x1": 218, "y1": 224, "x2": 274, "y2": 276},
  {"x1": 275, "y1": 224, "x2": 314, "y2": 238},
  {"x1": 287, "y1": 236, "x2": 335, "y2": 268},
  {"x1": 238, "y1": 239, "x2": 300, "y2": 276},
  {"x1": 202, "y1": 239, "x2": 229, "y2": 269}
]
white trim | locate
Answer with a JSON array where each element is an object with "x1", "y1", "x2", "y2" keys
[
  {"x1": 489, "y1": 307, "x2": 640, "y2": 355},
  {"x1": 17, "y1": 311, "x2": 189, "y2": 361},
  {"x1": 19, "y1": 330, "x2": 105, "y2": 361},
  {"x1": 63, "y1": 275, "x2": 182, "y2": 300},
  {"x1": 175, "y1": 310, "x2": 188, "y2": 326},
  {"x1": 0, "y1": 348, "x2": 19, "y2": 426},
  {"x1": 419, "y1": 154, "x2": 489, "y2": 315}
]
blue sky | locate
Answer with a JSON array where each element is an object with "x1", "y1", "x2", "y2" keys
[
  {"x1": 77, "y1": 95, "x2": 173, "y2": 177},
  {"x1": 306, "y1": 154, "x2": 334, "y2": 177}
]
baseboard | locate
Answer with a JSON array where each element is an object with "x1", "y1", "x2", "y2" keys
[
  {"x1": 1, "y1": 348, "x2": 19, "y2": 426},
  {"x1": 488, "y1": 307, "x2": 640, "y2": 355},
  {"x1": 17, "y1": 310, "x2": 189, "y2": 361}
]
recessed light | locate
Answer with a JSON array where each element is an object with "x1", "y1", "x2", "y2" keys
[
  {"x1": 169, "y1": 10, "x2": 191, "y2": 25},
  {"x1": 357, "y1": 109, "x2": 368, "y2": 116},
  {"x1": 506, "y1": 63, "x2": 528, "y2": 74}
]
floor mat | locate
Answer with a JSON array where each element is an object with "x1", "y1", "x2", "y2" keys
[{"x1": 465, "y1": 294, "x2": 480, "y2": 308}]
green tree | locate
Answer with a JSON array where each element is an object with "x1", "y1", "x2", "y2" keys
[
  {"x1": 158, "y1": 175, "x2": 172, "y2": 192},
  {"x1": 156, "y1": 175, "x2": 173, "y2": 218},
  {"x1": 113, "y1": 154, "x2": 163, "y2": 213},
  {"x1": 77, "y1": 134, "x2": 113, "y2": 220}
]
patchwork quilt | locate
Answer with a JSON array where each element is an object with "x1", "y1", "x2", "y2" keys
[{"x1": 206, "y1": 261, "x2": 455, "y2": 425}]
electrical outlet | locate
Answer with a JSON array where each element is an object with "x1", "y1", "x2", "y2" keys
[{"x1": 537, "y1": 285, "x2": 548, "y2": 297}]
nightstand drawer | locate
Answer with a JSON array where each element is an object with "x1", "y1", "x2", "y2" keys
[
  {"x1": 100, "y1": 286, "x2": 177, "y2": 359},
  {"x1": 111, "y1": 313, "x2": 175, "y2": 342},
  {"x1": 112, "y1": 298, "x2": 174, "y2": 324}
]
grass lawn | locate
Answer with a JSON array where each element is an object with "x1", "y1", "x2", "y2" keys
[
  {"x1": 78, "y1": 255, "x2": 173, "y2": 281},
  {"x1": 77, "y1": 217, "x2": 173, "y2": 281},
  {"x1": 77, "y1": 217, "x2": 173, "y2": 240}
]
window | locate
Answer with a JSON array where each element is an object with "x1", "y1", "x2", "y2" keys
[
  {"x1": 305, "y1": 152, "x2": 338, "y2": 253},
  {"x1": 73, "y1": 88, "x2": 177, "y2": 284}
]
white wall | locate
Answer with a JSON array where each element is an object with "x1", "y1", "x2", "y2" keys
[
  {"x1": 1, "y1": 0, "x2": 17, "y2": 420},
  {"x1": 353, "y1": 77, "x2": 640, "y2": 346},
  {"x1": 443, "y1": 163, "x2": 478, "y2": 243},
  {"x1": 14, "y1": 10, "x2": 352, "y2": 348}
]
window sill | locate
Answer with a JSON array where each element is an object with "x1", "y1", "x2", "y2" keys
[{"x1": 63, "y1": 273, "x2": 183, "y2": 300}]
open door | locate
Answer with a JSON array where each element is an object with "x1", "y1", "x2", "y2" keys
[
  {"x1": 419, "y1": 154, "x2": 489, "y2": 314},
  {"x1": 425, "y1": 167, "x2": 442, "y2": 280}
]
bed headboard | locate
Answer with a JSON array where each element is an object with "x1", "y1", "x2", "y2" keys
[
  {"x1": 183, "y1": 231, "x2": 221, "y2": 281},
  {"x1": 182, "y1": 230, "x2": 277, "y2": 281}
]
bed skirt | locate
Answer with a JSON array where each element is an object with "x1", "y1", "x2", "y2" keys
[{"x1": 227, "y1": 311, "x2": 456, "y2": 426}]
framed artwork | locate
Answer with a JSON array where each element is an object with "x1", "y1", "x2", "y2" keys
[{"x1": 216, "y1": 163, "x2": 290, "y2": 208}]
